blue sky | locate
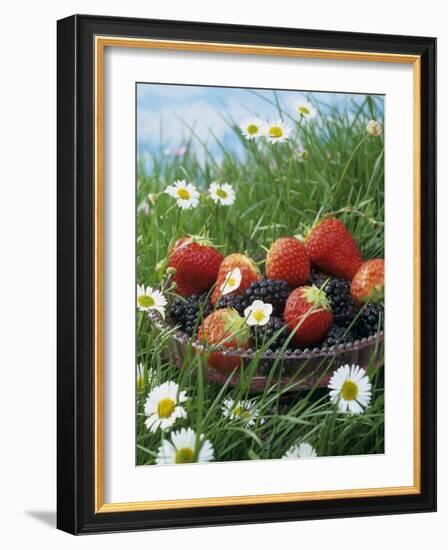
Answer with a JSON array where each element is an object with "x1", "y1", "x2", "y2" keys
[{"x1": 137, "y1": 84, "x2": 384, "y2": 163}]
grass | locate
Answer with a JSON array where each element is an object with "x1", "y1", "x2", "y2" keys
[{"x1": 136, "y1": 90, "x2": 384, "y2": 465}]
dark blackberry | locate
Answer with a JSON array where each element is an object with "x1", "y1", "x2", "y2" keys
[
  {"x1": 321, "y1": 325, "x2": 355, "y2": 348},
  {"x1": 216, "y1": 293, "x2": 248, "y2": 315},
  {"x1": 312, "y1": 274, "x2": 357, "y2": 328},
  {"x1": 310, "y1": 269, "x2": 327, "y2": 288},
  {"x1": 169, "y1": 294, "x2": 212, "y2": 336},
  {"x1": 353, "y1": 303, "x2": 384, "y2": 339},
  {"x1": 245, "y1": 279, "x2": 291, "y2": 316},
  {"x1": 252, "y1": 316, "x2": 291, "y2": 350}
]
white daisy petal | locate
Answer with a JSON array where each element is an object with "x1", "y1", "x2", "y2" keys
[
  {"x1": 178, "y1": 390, "x2": 188, "y2": 403},
  {"x1": 356, "y1": 396, "x2": 371, "y2": 408},
  {"x1": 198, "y1": 439, "x2": 215, "y2": 462},
  {"x1": 143, "y1": 381, "x2": 188, "y2": 432},
  {"x1": 220, "y1": 267, "x2": 242, "y2": 295},
  {"x1": 327, "y1": 364, "x2": 372, "y2": 415},
  {"x1": 347, "y1": 400, "x2": 364, "y2": 415},
  {"x1": 282, "y1": 442, "x2": 317, "y2": 459},
  {"x1": 165, "y1": 180, "x2": 200, "y2": 209},
  {"x1": 244, "y1": 300, "x2": 273, "y2": 326},
  {"x1": 137, "y1": 285, "x2": 167, "y2": 318},
  {"x1": 209, "y1": 182, "x2": 236, "y2": 206},
  {"x1": 293, "y1": 100, "x2": 317, "y2": 120},
  {"x1": 240, "y1": 117, "x2": 266, "y2": 140},
  {"x1": 155, "y1": 428, "x2": 214, "y2": 465},
  {"x1": 221, "y1": 397, "x2": 260, "y2": 427},
  {"x1": 264, "y1": 119, "x2": 291, "y2": 144}
]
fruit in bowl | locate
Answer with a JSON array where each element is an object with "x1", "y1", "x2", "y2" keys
[
  {"x1": 168, "y1": 237, "x2": 223, "y2": 297},
  {"x1": 154, "y1": 221, "x2": 384, "y2": 392}
]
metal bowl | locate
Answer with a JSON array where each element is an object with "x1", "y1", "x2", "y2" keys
[{"x1": 150, "y1": 312, "x2": 384, "y2": 392}]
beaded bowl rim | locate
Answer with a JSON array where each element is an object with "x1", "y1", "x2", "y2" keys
[{"x1": 149, "y1": 310, "x2": 384, "y2": 360}]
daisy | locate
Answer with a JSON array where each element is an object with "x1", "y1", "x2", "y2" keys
[
  {"x1": 222, "y1": 398, "x2": 259, "y2": 427},
  {"x1": 144, "y1": 381, "x2": 188, "y2": 432},
  {"x1": 244, "y1": 300, "x2": 273, "y2": 327},
  {"x1": 220, "y1": 267, "x2": 242, "y2": 296},
  {"x1": 208, "y1": 182, "x2": 236, "y2": 206},
  {"x1": 265, "y1": 120, "x2": 292, "y2": 144},
  {"x1": 282, "y1": 442, "x2": 317, "y2": 459},
  {"x1": 293, "y1": 100, "x2": 317, "y2": 120},
  {"x1": 240, "y1": 117, "x2": 266, "y2": 140},
  {"x1": 137, "y1": 285, "x2": 167, "y2": 318},
  {"x1": 165, "y1": 180, "x2": 200, "y2": 210},
  {"x1": 156, "y1": 427, "x2": 214, "y2": 464},
  {"x1": 367, "y1": 119, "x2": 383, "y2": 137},
  {"x1": 136, "y1": 363, "x2": 156, "y2": 393},
  {"x1": 295, "y1": 146, "x2": 310, "y2": 162},
  {"x1": 328, "y1": 364, "x2": 372, "y2": 414},
  {"x1": 136, "y1": 363, "x2": 146, "y2": 393}
]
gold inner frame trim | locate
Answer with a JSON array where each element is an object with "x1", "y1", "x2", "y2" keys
[{"x1": 94, "y1": 35, "x2": 422, "y2": 513}]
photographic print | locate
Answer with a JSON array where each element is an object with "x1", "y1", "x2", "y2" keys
[
  {"x1": 57, "y1": 17, "x2": 436, "y2": 533},
  {"x1": 135, "y1": 83, "x2": 385, "y2": 466}
]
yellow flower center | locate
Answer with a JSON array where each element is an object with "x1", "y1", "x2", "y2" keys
[
  {"x1": 341, "y1": 380, "x2": 359, "y2": 401},
  {"x1": 157, "y1": 398, "x2": 175, "y2": 418},
  {"x1": 253, "y1": 309, "x2": 265, "y2": 322},
  {"x1": 299, "y1": 106, "x2": 310, "y2": 115},
  {"x1": 175, "y1": 447, "x2": 194, "y2": 463},
  {"x1": 247, "y1": 124, "x2": 259, "y2": 135},
  {"x1": 138, "y1": 294, "x2": 155, "y2": 308},
  {"x1": 227, "y1": 277, "x2": 236, "y2": 288},
  {"x1": 176, "y1": 188, "x2": 190, "y2": 200},
  {"x1": 216, "y1": 188, "x2": 228, "y2": 199},
  {"x1": 234, "y1": 406, "x2": 251, "y2": 419},
  {"x1": 269, "y1": 125, "x2": 283, "y2": 138}
]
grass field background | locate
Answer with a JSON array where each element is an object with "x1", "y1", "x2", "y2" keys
[{"x1": 136, "y1": 86, "x2": 385, "y2": 465}]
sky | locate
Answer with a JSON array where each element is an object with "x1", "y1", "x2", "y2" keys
[{"x1": 136, "y1": 83, "x2": 384, "y2": 164}]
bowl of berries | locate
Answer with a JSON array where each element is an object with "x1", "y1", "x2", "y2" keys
[{"x1": 157, "y1": 218, "x2": 384, "y2": 392}]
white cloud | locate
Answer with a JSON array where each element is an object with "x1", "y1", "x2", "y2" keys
[
  {"x1": 137, "y1": 100, "x2": 247, "y2": 148},
  {"x1": 137, "y1": 84, "x2": 205, "y2": 103}
]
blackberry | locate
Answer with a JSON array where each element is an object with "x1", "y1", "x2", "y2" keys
[
  {"x1": 252, "y1": 316, "x2": 291, "y2": 350},
  {"x1": 354, "y1": 303, "x2": 384, "y2": 339},
  {"x1": 216, "y1": 293, "x2": 248, "y2": 315},
  {"x1": 169, "y1": 294, "x2": 212, "y2": 336},
  {"x1": 310, "y1": 269, "x2": 327, "y2": 288},
  {"x1": 312, "y1": 274, "x2": 357, "y2": 328},
  {"x1": 321, "y1": 325, "x2": 355, "y2": 348},
  {"x1": 245, "y1": 278, "x2": 291, "y2": 316}
]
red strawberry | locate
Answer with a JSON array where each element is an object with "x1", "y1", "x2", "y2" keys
[
  {"x1": 284, "y1": 286, "x2": 333, "y2": 347},
  {"x1": 266, "y1": 237, "x2": 310, "y2": 288},
  {"x1": 351, "y1": 258, "x2": 384, "y2": 305},
  {"x1": 168, "y1": 237, "x2": 223, "y2": 297},
  {"x1": 198, "y1": 308, "x2": 251, "y2": 371},
  {"x1": 211, "y1": 253, "x2": 260, "y2": 305},
  {"x1": 305, "y1": 218, "x2": 362, "y2": 280}
]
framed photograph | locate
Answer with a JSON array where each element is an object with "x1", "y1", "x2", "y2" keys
[{"x1": 57, "y1": 14, "x2": 436, "y2": 534}]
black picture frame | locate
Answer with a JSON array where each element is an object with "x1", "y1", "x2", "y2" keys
[{"x1": 57, "y1": 14, "x2": 436, "y2": 535}]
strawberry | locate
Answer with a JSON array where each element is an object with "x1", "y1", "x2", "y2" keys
[
  {"x1": 305, "y1": 218, "x2": 362, "y2": 280},
  {"x1": 266, "y1": 237, "x2": 310, "y2": 288},
  {"x1": 351, "y1": 258, "x2": 384, "y2": 305},
  {"x1": 211, "y1": 253, "x2": 260, "y2": 305},
  {"x1": 198, "y1": 308, "x2": 251, "y2": 371},
  {"x1": 168, "y1": 237, "x2": 223, "y2": 297},
  {"x1": 284, "y1": 286, "x2": 333, "y2": 347}
]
